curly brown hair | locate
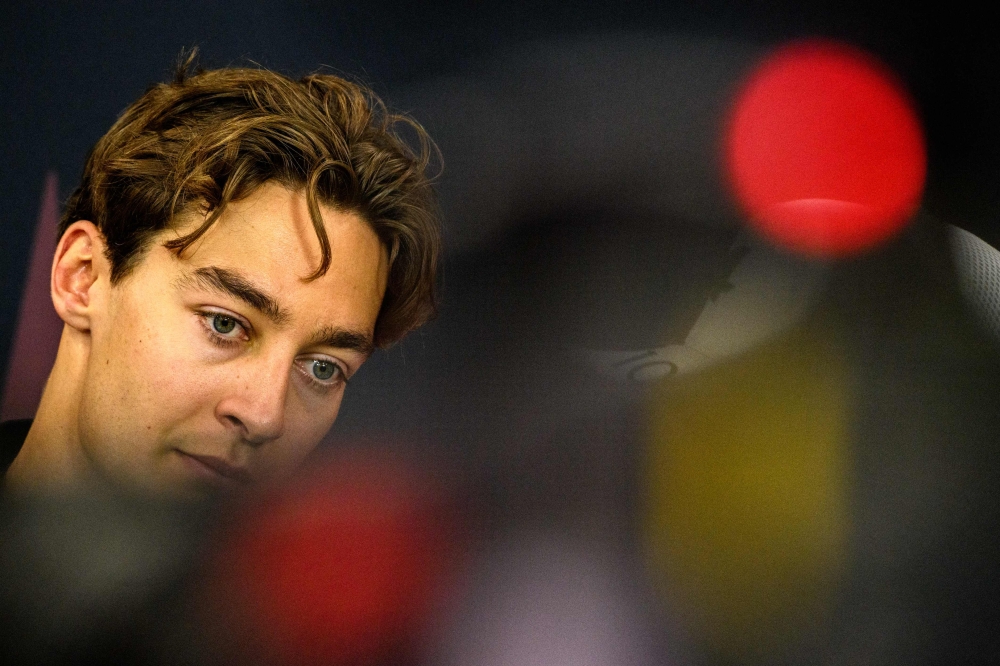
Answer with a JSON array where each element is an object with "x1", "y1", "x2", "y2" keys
[{"x1": 61, "y1": 51, "x2": 440, "y2": 348}]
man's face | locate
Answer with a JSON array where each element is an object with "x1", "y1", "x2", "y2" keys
[{"x1": 77, "y1": 183, "x2": 388, "y2": 497}]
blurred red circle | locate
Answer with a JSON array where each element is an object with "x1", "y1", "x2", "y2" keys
[
  {"x1": 724, "y1": 39, "x2": 926, "y2": 257},
  {"x1": 208, "y1": 451, "x2": 459, "y2": 666}
]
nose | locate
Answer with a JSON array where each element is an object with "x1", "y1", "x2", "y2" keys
[{"x1": 216, "y1": 356, "x2": 289, "y2": 446}]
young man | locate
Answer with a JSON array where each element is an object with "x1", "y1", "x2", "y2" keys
[{"x1": 0, "y1": 57, "x2": 440, "y2": 497}]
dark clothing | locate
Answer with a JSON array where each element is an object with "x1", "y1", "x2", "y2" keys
[{"x1": 0, "y1": 419, "x2": 30, "y2": 478}]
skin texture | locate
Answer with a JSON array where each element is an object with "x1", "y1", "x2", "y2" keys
[{"x1": 7, "y1": 183, "x2": 388, "y2": 498}]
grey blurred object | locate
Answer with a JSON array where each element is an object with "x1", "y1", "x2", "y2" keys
[
  {"x1": 432, "y1": 532, "x2": 667, "y2": 666},
  {"x1": 396, "y1": 34, "x2": 761, "y2": 254},
  {"x1": 580, "y1": 235, "x2": 828, "y2": 381},
  {"x1": 950, "y1": 224, "x2": 1000, "y2": 342}
]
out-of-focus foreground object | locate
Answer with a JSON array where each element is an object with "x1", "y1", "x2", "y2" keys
[
  {"x1": 725, "y1": 40, "x2": 926, "y2": 258},
  {"x1": 644, "y1": 325, "x2": 850, "y2": 662},
  {"x1": 951, "y1": 224, "x2": 1000, "y2": 344},
  {"x1": 0, "y1": 447, "x2": 465, "y2": 666},
  {"x1": 433, "y1": 533, "x2": 660, "y2": 666},
  {"x1": 0, "y1": 491, "x2": 208, "y2": 664},
  {"x1": 182, "y1": 447, "x2": 463, "y2": 666},
  {"x1": 581, "y1": 236, "x2": 828, "y2": 381}
]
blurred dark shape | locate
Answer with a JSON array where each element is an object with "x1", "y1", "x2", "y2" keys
[
  {"x1": 177, "y1": 447, "x2": 463, "y2": 666},
  {"x1": 724, "y1": 40, "x2": 926, "y2": 258},
  {"x1": 0, "y1": 490, "x2": 210, "y2": 665},
  {"x1": 501, "y1": 208, "x2": 743, "y2": 351},
  {"x1": 383, "y1": 208, "x2": 744, "y2": 472},
  {"x1": 1, "y1": 172, "x2": 63, "y2": 421}
]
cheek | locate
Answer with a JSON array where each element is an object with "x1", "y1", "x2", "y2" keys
[{"x1": 94, "y1": 301, "x2": 220, "y2": 427}]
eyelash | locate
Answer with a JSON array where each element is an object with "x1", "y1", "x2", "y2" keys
[{"x1": 196, "y1": 311, "x2": 349, "y2": 391}]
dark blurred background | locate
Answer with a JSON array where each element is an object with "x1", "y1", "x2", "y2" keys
[{"x1": 4, "y1": 2, "x2": 1000, "y2": 665}]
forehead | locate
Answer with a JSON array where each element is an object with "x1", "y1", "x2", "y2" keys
[{"x1": 166, "y1": 183, "x2": 388, "y2": 330}]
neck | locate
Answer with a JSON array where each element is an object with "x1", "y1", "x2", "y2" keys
[{"x1": 5, "y1": 326, "x2": 92, "y2": 490}]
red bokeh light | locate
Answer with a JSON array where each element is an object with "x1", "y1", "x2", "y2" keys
[
  {"x1": 205, "y1": 451, "x2": 459, "y2": 666},
  {"x1": 724, "y1": 39, "x2": 926, "y2": 257}
]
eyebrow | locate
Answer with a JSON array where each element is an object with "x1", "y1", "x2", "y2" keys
[
  {"x1": 308, "y1": 326, "x2": 375, "y2": 358},
  {"x1": 178, "y1": 266, "x2": 291, "y2": 325}
]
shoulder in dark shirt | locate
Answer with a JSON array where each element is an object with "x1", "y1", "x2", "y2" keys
[{"x1": 1, "y1": 419, "x2": 32, "y2": 477}]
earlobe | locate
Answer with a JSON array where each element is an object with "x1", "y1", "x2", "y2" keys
[{"x1": 51, "y1": 221, "x2": 109, "y2": 332}]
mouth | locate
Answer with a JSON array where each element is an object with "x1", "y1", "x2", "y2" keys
[{"x1": 175, "y1": 450, "x2": 253, "y2": 485}]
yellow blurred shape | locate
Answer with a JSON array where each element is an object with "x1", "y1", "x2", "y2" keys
[{"x1": 645, "y1": 327, "x2": 849, "y2": 656}]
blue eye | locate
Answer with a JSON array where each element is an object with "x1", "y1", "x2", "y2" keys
[
  {"x1": 212, "y1": 314, "x2": 238, "y2": 335},
  {"x1": 311, "y1": 360, "x2": 338, "y2": 381}
]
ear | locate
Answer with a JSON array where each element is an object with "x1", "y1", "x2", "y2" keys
[{"x1": 51, "y1": 221, "x2": 111, "y2": 332}]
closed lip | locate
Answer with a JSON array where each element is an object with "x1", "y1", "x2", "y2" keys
[{"x1": 178, "y1": 451, "x2": 253, "y2": 484}]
